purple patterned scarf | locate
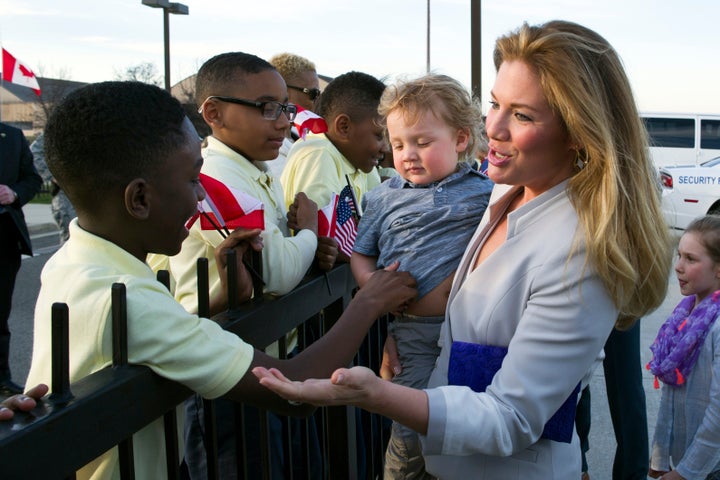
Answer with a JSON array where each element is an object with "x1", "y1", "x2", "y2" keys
[{"x1": 648, "y1": 290, "x2": 720, "y2": 387}]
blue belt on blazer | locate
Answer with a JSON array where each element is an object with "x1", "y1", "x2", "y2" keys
[{"x1": 448, "y1": 341, "x2": 580, "y2": 443}]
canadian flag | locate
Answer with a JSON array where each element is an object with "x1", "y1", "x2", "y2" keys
[
  {"x1": 186, "y1": 173, "x2": 265, "y2": 232},
  {"x1": 2, "y1": 48, "x2": 41, "y2": 96},
  {"x1": 294, "y1": 105, "x2": 328, "y2": 140},
  {"x1": 318, "y1": 193, "x2": 338, "y2": 238}
]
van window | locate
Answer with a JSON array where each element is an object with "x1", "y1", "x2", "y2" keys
[
  {"x1": 643, "y1": 117, "x2": 694, "y2": 148},
  {"x1": 700, "y1": 119, "x2": 720, "y2": 149}
]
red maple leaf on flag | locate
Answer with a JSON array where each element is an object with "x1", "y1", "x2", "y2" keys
[
  {"x1": 19, "y1": 64, "x2": 34, "y2": 78},
  {"x1": 1, "y1": 48, "x2": 41, "y2": 96}
]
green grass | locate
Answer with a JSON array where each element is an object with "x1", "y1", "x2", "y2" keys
[
  {"x1": 29, "y1": 193, "x2": 52, "y2": 204},
  {"x1": 29, "y1": 181, "x2": 53, "y2": 204}
]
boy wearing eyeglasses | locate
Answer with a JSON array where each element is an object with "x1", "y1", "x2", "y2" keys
[
  {"x1": 281, "y1": 71, "x2": 388, "y2": 260},
  {"x1": 262, "y1": 53, "x2": 322, "y2": 180},
  {"x1": 170, "y1": 51, "x2": 339, "y2": 480},
  {"x1": 171, "y1": 51, "x2": 337, "y2": 308}
]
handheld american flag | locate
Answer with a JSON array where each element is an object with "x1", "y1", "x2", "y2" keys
[
  {"x1": 186, "y1": 173, "x2": 265, "y2": 232},
  {"x1": 334, "y1": 185, "x2": 358, "y2": 256},
  {"x1": 318, "y1": 185, "x2": 358, "y2": 256}
]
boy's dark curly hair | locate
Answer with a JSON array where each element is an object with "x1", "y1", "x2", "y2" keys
[
  {"x1": 195, "y1": 52, "x2": 275, "y2": 105},
  {"x1": 44, "y1": 81, "x2": 187, "y2": 211},
  {"x1": 316, "y1": 71, "x2": 385, "y2": 122}
]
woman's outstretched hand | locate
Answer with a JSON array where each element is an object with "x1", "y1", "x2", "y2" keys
[{"x1": 252, "y1": 366, "x2": 380, "y2": 408}]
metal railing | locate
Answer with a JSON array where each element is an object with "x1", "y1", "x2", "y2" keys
[{"x1": 0, "y1": 256, "x2": 389, "y2": 479}]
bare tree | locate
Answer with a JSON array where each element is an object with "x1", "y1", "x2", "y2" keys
[
  {"x1": 114, "y1": 62, "x2": 163, "y2": 86},
  {"x1": 172, "y1": 70, "x2": 211, "y2": 138},
  {"x1": 34, "y1": 65, "x2": 83, "y2": 127}
]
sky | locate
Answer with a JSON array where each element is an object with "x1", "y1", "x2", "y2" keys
[{"x1": 2, "y1": 0, "x2": 719, "y2": 114}]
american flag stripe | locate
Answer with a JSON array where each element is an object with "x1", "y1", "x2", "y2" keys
[
  {"x1": 334, "y1": 185, "x2": 358, "y2": 256},
  {"x1": 335, "y1": 221, "x2": 357, "y2": 257}
]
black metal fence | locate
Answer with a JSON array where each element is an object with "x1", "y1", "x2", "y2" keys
[{"x1": 0, "y1": 258, "x2": 390, "y2": 479}]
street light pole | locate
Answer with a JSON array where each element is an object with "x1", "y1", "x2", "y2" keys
[
  {"x1": 471, "y1": 0, "x2": 481, "y2": 102},
  {"x1": 163, "y1": 8, "x2": 171, "y2": 92},
  {"x1": 426, "y1": 0, "x2": 431, "y2": 73},
  {"x1": 141, "y1": 0, "x2": 189, "y2": 92}
]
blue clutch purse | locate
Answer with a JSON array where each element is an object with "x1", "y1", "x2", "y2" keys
[{"x1": 447, "y1": 340, "x2": 580, "y2": 443}]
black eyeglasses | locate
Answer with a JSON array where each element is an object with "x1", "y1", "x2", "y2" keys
[
  {"x1": 200, "y1": 95, "x2": 297, "y2": 121},
  {"x1": 287, "y1": 85, "x2": 322, "y2": 101}
]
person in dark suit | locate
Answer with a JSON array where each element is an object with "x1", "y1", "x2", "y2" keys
[
  {"x1": 0, "y1": 122, "x2": 41, "y2": 396},
  {"x1": 576, "y1": 322, "x2": 649, "y2": 480}
]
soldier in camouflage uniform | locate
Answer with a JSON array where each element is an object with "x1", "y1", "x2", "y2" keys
[{"x1": 30, "y1": 132, "x2": 76, "y2": 244}]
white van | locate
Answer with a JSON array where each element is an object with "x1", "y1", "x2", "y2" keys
[{"x1": 642, "y1": 113, "x2": 720, "y2": 168}]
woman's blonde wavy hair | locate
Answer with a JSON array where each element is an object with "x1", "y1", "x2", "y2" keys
[{"x1": 494, "y1": 20, "x2": 672, "y2": 329}]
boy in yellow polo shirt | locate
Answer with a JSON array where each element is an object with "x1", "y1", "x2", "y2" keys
[
  {"x1": 25, "y1": 81, "x2": 416, "y2": 480},
  {"x1": 281, "y1": 71, "x2": 387, "y2": 239},
  {"x1": 170, "y1": 52, "x2": 340, "y2": 478},
  {"x1": 171, "y1": 52, "x2": 337, "y2": 308}
]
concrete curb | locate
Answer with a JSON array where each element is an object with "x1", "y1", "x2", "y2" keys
[{"x1": 28, "y1": 223, "x2": 58, "y2": 236}]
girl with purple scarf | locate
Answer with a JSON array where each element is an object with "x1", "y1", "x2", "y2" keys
[{"x1": 649, "y1": 215, "x2": 720, "y2": 480}]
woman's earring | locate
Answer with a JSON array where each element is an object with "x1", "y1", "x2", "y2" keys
[{"x1": 575, "y1": 149, "x2": 589, "y2": 170}]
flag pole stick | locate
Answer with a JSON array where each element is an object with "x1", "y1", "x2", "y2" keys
[
  {"x1": 201, "y1": 211, "x2": 265, "y2": 287},
  {"x1": 201, "y1": 211, "x2": 228, "y2": 239},
  {"x1": 344, "y1": 174, "x2": 361, "y2": 221}
]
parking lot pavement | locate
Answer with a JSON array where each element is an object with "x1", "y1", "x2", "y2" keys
[{"x1": 23, "y1": 203, "x2": 60, "y2": 252}]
